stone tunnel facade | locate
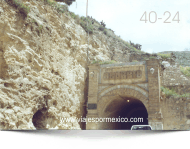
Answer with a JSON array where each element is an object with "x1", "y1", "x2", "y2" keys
[{"x1": 86, "y1": 59, "x2": 163, "y2": 130}]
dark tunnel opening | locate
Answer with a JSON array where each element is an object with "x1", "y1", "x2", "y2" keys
[{"x1": 101, "y1": 98, "x2": 148, "y2": 130}]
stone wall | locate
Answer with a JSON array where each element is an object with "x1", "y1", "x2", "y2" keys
[
  {"x1": 161, "y1": 61, "x2": 190, "y2": 86},
  {"x1": 161, "y1": 96, "x2": 190, "y2": 130},
  {"x1": 159, "y1": 57, "x2": 190, "y2": 130}
]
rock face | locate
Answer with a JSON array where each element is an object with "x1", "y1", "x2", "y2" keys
[{"x1": 0, "y1": 0, "x2": 112, "y2": 130}]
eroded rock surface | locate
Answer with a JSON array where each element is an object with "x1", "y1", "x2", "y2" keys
[{"x1": 0, "y1": 0, "x2": 110, "y2": 130}]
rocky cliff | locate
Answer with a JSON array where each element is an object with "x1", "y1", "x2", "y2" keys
[
  {"x1": 0, "y1": 0, "x2": 114, "y2": 130},
  {"x1": 0, "y1": 0, "x2": 189, "y2": 130}
]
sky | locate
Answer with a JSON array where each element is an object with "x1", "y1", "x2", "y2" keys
[{"x1": 61, "y1": 0, "x2": 190, "y2": 53}]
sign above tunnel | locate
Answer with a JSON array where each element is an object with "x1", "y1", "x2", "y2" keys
[
  {"x1": 100, "y1": 64, "x2": 147, "y2": 84},
  {"x1": 103, "y1": 70, "x2": 142, "y2": 80}
]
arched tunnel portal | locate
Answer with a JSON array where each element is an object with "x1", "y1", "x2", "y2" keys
[
  {"x1": 98, "y1": 97, "x2": 148, "y2": 130},
  {"x1": 87, "y1": 60, "x2": 163, "y2": 130}
]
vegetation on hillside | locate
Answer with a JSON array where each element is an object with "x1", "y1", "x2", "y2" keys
[
  {"x1": 149, "y1": 56, "x2": 156, "y2": 59},
  {"x1": 5, "y1": 0, "x2": 144, "y2": 54},
  {"x1": 157, "y1": 53, "x2": 171, "y2": 59},
  {"x1": 161, "y1": 86, "x2": 190, "y2": 98},
  {"x1": 79, "y1": 16, "x2": 94, "y2": 34},
  {"x1": 59, "y1": 2, "x2": 144, "y2": 54},
  {"x1": 180, "y1": 66, "x2": 190, "y2": 77},
  {"x1": 5, "y1": 0, "x2": 30, "y2": 17},
  {"x1": 42, "y1": 0, "x2": 69, "y2": 13}
]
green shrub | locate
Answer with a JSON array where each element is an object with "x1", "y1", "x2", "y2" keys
[
  {"x1": 149, "y1": 56, "x2": 156, "y2": 59},
  {"x1": 161, "y1": 86, "x2": 178, "y2": 98},
  {"x1": 72, "y1": 14, "x2": 80, "y2": 24},
  {"x1": 56, "y1": 3, "x2": 68, "y2": 13},
  {"x1": 80, "y1": 16, "x2": 94, "y2": 34},
  {"x1": 130, "y1": 47, "x2": 143, "y2": 53},
  {"x1": 44, "y1": 0, "x2": 55, "y2": 5},
  {"x1": 122, "y1": 41, "x2": 144, "y2": 54},
  {"x1": 5, "y1": 0, "x2": 30, "y2": 17},
  {"x1": 70, "y1": 12, "x2": 77, "y2": 19},
  {"x1": 157, "y1": 53, "x2": 171, "y2": 59},
  {"x1": 98, "y1": 25, "x2": 105, "y2": 31},
  {"x1": 161, "y1": 86, "x2": 190, "y2": 98},
  {"x1": 42, "y1": 0, "x2": 68, "y2": 13},
  {"x1": 180, "y1": 66, "x2": 190, "y2": 77},
  {"x1": 80, "y1": 16, "x2": 86, "y2": 20},
  {"x1": 181, "y1": 93, "x2": 190, "y2": 98}
]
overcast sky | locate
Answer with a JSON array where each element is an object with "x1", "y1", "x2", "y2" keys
[{"x1": 62, "y1": 0, "x2": 190, "y2": 53}]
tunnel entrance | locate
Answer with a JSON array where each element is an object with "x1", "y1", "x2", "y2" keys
[
  {"x1": 87, "y1": 60, "x2": 162, "y2": 130},
  {"x1": 99, "y1": 97, "x2": 148, "y2": 130}
]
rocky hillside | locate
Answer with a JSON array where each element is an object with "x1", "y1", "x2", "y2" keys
[
  {"x1": 0, "y1": 0, "x2": 189, "y2": 130},
  {"x1": 159, "y1": 51, "x2": 190, "y2": 67}
]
